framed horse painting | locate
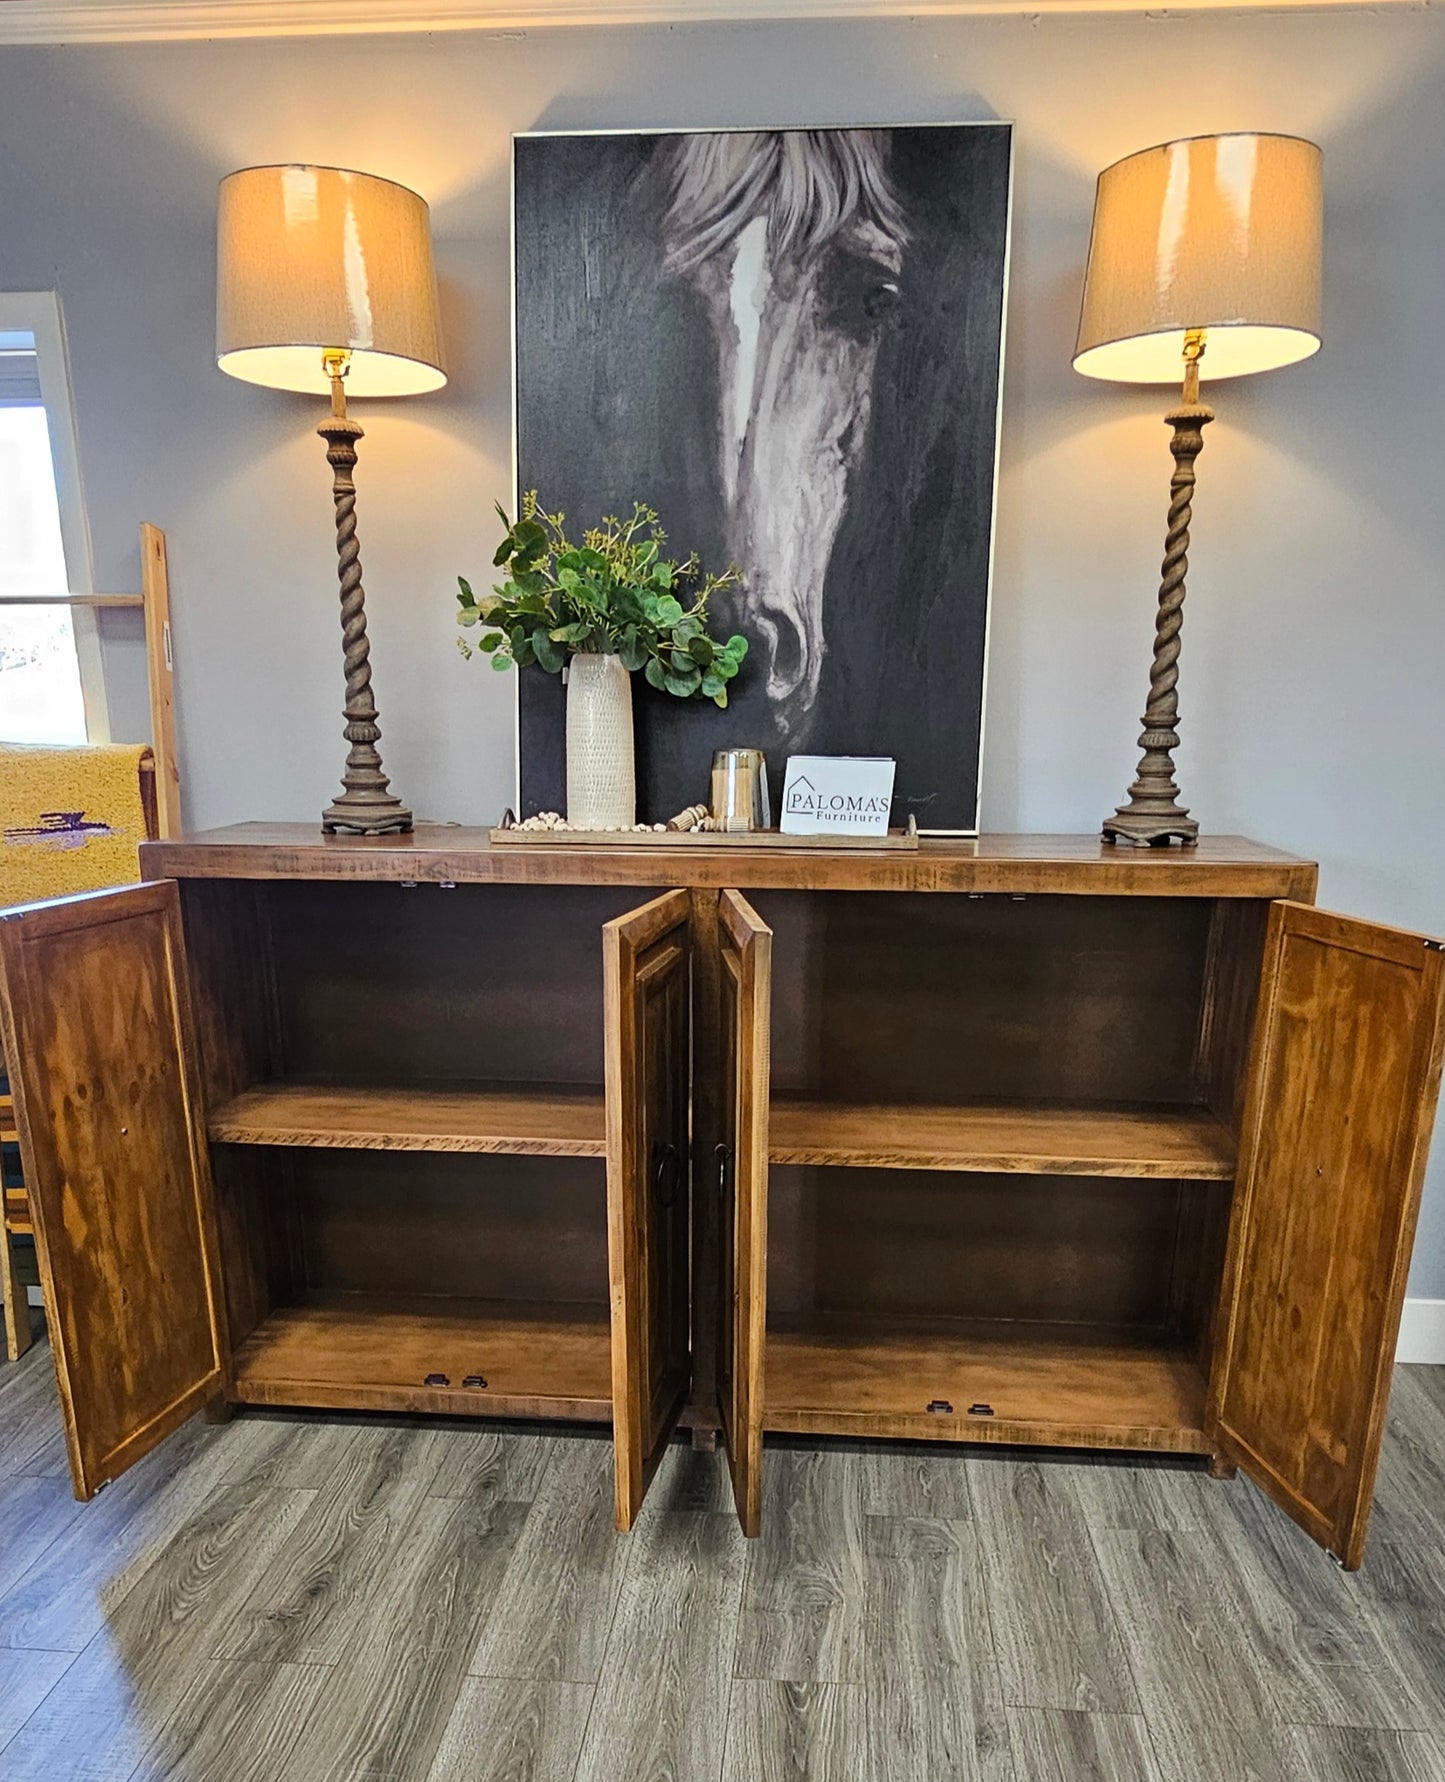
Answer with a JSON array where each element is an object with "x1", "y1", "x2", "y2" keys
[{"x1": 512, "y1": 122, "x2": 1013, "y2": 834}]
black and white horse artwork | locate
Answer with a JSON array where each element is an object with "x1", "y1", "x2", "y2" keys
[{"x1": 513, "y1": 123, "x2": 1011, "y2": 832}]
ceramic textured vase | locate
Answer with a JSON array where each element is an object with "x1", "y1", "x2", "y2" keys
[{"x1": 565, "y1": 652, "x2": 636, "y2": 829}]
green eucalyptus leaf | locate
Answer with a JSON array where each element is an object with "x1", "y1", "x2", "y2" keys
[
  {"x1": 644, "y1": 656, "x2": 668, "y2": 691},
  {"x1": 687, "y1": 635, "x2": 713, "y2": 664},
  {"x1": 480, "y1": 632, "x2": 503, "y2": 653},
  {"x1": 512, "y1": 634, "x2": 536, "y2": 668},
  {"x1": 664, "y1": 666, "x2": 702, "y2": 697},
  {"x1": 725, "y1": 634, "x2": 749, "y2": 659},
  {"x1": 655, "y1": 595, "x2": 684, "y2": 626},
  {"x1": 533, "y1": 629, "x2": 565, "y2": 674},
  {"x1": 618, "y1": 628, "x2": 649, "y2": 672},
  {"x1": 712, "y1": 687, "x2": 729, "y2": 709},
  {"x1": 457, "y1": 577, "x2": 477, "y2": 607},
  {"x1": 701, "y1": 672, "x2": 726, "y2": 698},
  {"x1": 457, "y1": 609, "x2": 479, "y2": 628},
  {"x1": 490, "y1": 652, "x2": 513, "y2": 672}
]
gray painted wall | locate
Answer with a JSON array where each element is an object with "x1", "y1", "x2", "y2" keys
[{"x1": 1, "y1": 10, "x2": 1443, "y2": 1290}]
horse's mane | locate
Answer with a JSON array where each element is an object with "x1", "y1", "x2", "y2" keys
[{"x1": 650, "y1": 130, "x2": 910, "y2": 273}]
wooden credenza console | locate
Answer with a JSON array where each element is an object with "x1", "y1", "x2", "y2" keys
[{"x1": 1, "y1": 827, "x2": 1440, "y2": 1569}]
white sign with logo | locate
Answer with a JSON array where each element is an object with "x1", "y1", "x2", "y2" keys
[{"x1": 780, "y1": 756, "x2": 897, "y2": 837}]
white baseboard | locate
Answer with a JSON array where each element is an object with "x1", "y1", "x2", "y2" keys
[{"x1": 1398, "y1": 1298, "x2": 1445, "y2": 1365}]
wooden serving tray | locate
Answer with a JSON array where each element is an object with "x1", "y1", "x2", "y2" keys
[{"x1": 489, "y1": 824, "x2": 920, "y2": 850}]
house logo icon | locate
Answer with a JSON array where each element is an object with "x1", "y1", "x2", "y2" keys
[{"x1": 785, "y1": 775, "x2": 818, "y2": 812}]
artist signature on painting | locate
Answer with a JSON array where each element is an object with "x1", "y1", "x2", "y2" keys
[{"x1": 4, "y1": 812, "x2": 116, "y2": 850}]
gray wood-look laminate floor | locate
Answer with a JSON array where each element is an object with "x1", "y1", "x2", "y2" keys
[{"x1": 3, "y1": 1315, "x2": 1445, "y2": 1782}]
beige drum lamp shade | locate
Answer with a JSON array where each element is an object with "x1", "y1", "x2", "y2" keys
[
  {"x1": 1074, "y1": 132, "x2": 1323, "y2": 385},
  {"x1": 217, "y1": 164, "x2": 446, "y2": 397}
]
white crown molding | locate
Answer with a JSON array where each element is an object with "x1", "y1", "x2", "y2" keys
[{"x1": 0, "y1": 0, "x2": 1424, "y2": 47}]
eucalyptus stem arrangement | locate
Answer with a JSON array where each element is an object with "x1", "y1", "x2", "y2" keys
[
  {"x1": 457, "y1": 494, "x2": 747, "y2": 706},
  {"x1": 456, "y1": 495, "x2": 747, "y2": 830}
]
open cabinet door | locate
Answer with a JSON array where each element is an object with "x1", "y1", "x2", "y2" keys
[
  {"x1": 604, "y1": 889, "x2": 693, "y2": 1531},
  {"x1": 0, "y1": 882, "x2": 228, "y2": 1500},
  {"x1": 715, "y1": 890, "x2": 772, "y2": 1538},
  {"x1": 1209, "y1": 902, "x2": 1445, "y2": 1568}
]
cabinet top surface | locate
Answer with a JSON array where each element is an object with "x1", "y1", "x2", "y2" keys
[{"x1": 141, "y1": 825, "x2": 1319, "y2": 898}]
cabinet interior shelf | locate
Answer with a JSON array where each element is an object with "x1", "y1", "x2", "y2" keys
[
  {"x1": 230, "y1": 1294, "x2": 613, "y2": 1420},
  {"x1": 768, "y1": 1098, "x2": 1237, "y2": 1179},
  {"x1": 211, "y1": 1082, "x2": 1237, "y2": 1180},
  {"x1": 764, "y1": 1321, "x2": 1210, "y2": 1454},
  {"x1": 209, "y1": 1082, "x2": 606, "y2": 1156}
]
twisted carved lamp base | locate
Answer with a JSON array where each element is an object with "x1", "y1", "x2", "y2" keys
[
  {"x1": 317, "y1": 414, "x2": 413, "y2": 836},
  {"x1": 1103, "y1": 399, "x2": 1214, "y2": 848}
]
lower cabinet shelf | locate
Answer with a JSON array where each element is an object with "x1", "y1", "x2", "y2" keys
[
  {"x1": 209, "y1": 1082, "x2": 606, "y2": 1156},
  {"x1": 763, "y1": 1322, "x2": 1211, "y2": 1455},
  {"x1": 230, "y1": 1294, "x2": 614, "y2": 1420},
  {"x1": 768, "y1": 1099, "x2": 1237, "y2": 1179}
]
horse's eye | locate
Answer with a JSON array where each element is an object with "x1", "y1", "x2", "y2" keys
[
  {"x1": 821, "y1": 250, "x2": 904, "y2": 340},
  {"x1": 863, "y1": 280, "x2": 901, "y2": 320}
]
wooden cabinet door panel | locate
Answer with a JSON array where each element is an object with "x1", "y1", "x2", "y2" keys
[
  {"x1": 716, "y1": 889, "x2": 772, "y2": 1537},
  {"x1": 1209, "y1": 902, "x2": 1445, "y2": 1568},
  {"x1": 0, "y1": 882, "x2": 227, "y2": 1500},
  {"x1": 604, "y1": 889, "x2": 692, "y2": 1530}
]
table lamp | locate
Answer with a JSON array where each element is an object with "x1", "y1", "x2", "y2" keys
[
  {"x1": 1074, "y1": 133, "x2": 1322, "y2": 846},
  {"x1": 217, "y1": 164, "x2": 446, "y2": 834}
]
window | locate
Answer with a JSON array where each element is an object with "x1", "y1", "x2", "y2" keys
[{"x1": 0, "y1": 296, "x2": 97, "y2": 745}]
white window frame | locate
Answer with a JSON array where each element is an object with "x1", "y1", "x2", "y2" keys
[{"x1": 0, "y1": 290, "x2": 110, "y2": 741}]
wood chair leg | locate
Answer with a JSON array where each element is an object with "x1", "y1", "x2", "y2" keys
[{"x1": 2, "y1": 1224, "x2": 34, "y2": 1362}]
